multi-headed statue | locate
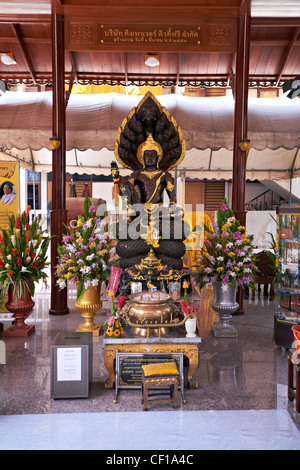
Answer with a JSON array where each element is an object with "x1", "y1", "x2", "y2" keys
[{"x1": 113, "y1": 92, "x2": 189, "y2": 274}]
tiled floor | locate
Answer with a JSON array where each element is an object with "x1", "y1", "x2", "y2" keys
[{"x1": 1, "y1": 286, "x2": 300, "y2": 450}]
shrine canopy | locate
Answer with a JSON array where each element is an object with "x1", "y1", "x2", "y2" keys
[{"x1": 0, "y1": 91, "x2": 300, "y2": 181}]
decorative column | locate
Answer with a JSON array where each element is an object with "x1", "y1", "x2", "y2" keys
[
  {"x1": 231, "y1": 8, "x2": 251, "y2": 315},
  {"x1": 49, "y1": 11, "x2": 69, "y2": 316}
]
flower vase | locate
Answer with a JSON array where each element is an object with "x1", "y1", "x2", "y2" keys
[
  {"x1": 185, "y1": 317, "x2": 197, "y2": 337},
  {"x1": 75, "y1": 282, "x2": 102, "y2": 336},
  {"x1": 211, "y1": 283, "x2": 239, "y2": 338},
  {"x1": 4, "y1": 281, "x2": 35, "y2": 337}
]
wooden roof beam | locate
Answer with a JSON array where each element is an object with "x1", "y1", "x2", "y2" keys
[
  {"x1": 11, "y1": 23, "x2": 37, "y2": 85},
  {"x1": 275, "y1": 26, "x2": 300, "y2": 87}
]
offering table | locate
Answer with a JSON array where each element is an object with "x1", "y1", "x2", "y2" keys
[{"x1": 103, "y1": 327, "x2": 201, "y2": 390}]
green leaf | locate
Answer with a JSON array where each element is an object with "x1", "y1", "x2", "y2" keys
[
  {"x1": 83, "y1": 195, "x2": 91, "y2": 219},
  {"x1": 76, "y1": 279, "x2": 86, "y2": 300}
]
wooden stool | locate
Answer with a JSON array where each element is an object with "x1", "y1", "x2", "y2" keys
[
  {"x1": 287, "y1": 349, "x2": 300, "y2": 412},
  {"x1": 141, "y1": 362, "x2": 179, "y2": 411}
]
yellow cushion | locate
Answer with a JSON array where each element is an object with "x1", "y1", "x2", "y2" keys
[{"x1": 142, "y1": 362, "x2": 179, "y2": 377}]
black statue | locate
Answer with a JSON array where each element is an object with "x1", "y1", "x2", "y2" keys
[{"x1": 113, "y1": 92, "x2": 189, "y2": 273}]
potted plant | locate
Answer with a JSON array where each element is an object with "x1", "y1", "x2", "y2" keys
[
  {"x1": 193, "y1": 200, "x2": 257, "y2": 337},
  {"x1": 0, "y1": 205, "x2": 50, "y2": 337},
  {"x1": 55, "y1": 196, "x2": 117, "y2": 336}
]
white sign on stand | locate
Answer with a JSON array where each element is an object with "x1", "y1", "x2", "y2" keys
[{"x1": 57, "y1": 348, "x2": 81, "y2": 382}]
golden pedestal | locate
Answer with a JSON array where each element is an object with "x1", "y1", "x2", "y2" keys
[{"x1": 103, "y1": 332, "x2": 200, "y2": 391}]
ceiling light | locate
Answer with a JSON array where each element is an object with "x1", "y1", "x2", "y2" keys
[
  {"x1": 145, "y1": 55, "x2": 160, "y2": 67},
  {"x1": 0, "y1": 53, "x2": 17, "y2": 65}
]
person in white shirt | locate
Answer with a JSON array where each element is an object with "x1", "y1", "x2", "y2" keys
[{"x1": 1, "y1": 182, "x2": 16, "y2": 205}]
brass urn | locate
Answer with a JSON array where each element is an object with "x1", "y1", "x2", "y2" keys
[
  {"x1": 75, "y1": 282, "x2": 102, "y2": 336},
  {"x1": 126, "y1": 291, "x2": 175, "y2": 336}
]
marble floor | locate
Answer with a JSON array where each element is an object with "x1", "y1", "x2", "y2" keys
[{"x1": 1, "y1": 287, "x2": 300, "y2": 450}]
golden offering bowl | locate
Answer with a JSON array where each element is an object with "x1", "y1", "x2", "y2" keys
[{"x1": 123, "y1": 291, "x2": 187, "y2": 337}]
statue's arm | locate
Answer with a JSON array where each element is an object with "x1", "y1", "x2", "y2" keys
[{"x1": 165, "y1": 172, "x2": 176, "y2": 205}]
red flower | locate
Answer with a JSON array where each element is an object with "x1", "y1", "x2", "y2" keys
[
  {"x1": 12, "y1": 248, "x2": 17, "y2": 256},
  {"x1": 26, "y1": 231, "x2": 30, "y2": 242},
  {"x1": 0, "y1": 260, "x2": 5, "y2": 267},
  {"x1": 0, "y1": 235, "x2": 3, "y2": 244},
  {"x1": 7, "y1": 272, "x2": 13, "y2": 277},
  {"x1": 26, "y1": 247, "x2": 29, "y2": 254},
  {"x1": 16, "y1": 218, "x2": 21, "y2": 229},
  {"x1": 26, "y1": 205, "x2": 31, "y2": 217},
  {"x1": 26, "y1": 223, "x2": 29, "y2": 230},
  {"x1": 32, "y1": 262, "x2": 38, "y2": 268},
  {"x1": 17, "y1": 257, "x2": 22, "y2": 266},
  {"x1": 31, "y1": 252, "x2": 36, "y2": 260}
]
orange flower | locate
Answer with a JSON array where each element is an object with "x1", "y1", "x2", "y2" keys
[
  {"x1": 12, "y1": 248, "x2": 17, "y2": 256},
  {"x1": 26, "y1": 205, "x2": 31, "y2": 217},
  {"x1": 7, "y1": 272, "x2": 14, "y2": 277}
]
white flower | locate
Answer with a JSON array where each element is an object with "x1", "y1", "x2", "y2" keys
[
  {"x1": 66, "y1": 244, "x2": 76, "y2": 253},
  {"x1": 80, "y1": 266, "x2": 91, "y2": 274},
  {"x1": 7, "y1": 254, "x2": 12, "y2": 260},
  {"x1": 86, "y1": 253, "x2": 95, "y2": 261},
  {"x1": 217, "y1": 256, "x2": 224, "y2": 261},
  {"x1": 5, "y1": 263, "x2": 10, "y2": 268},
  {"x1": 84, "y1": 280, "x2": 91, "y2": 289},
  {"x1": 91, "y1": 279, "x2": 99, "y2": 286},
  {"x1": 58, "y1": 280, "x2": 66, "y2": 289},
  {"x1": 221, "y1": 284, "x2": 229, "y2": 292},
  {"x1": 10, "y1": 235, "x2": 16, "y2": 246}
]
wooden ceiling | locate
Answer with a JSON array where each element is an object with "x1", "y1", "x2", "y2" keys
[{"x1": 0, "y1": 0, "x2": 299, "y2": 89}]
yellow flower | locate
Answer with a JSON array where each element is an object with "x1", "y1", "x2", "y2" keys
[
  {"x1": 97, "y1": 249, "x2": 106, "y2": 256},
  {"x1": 114, "y1": 320, "x2": 119, "y2": 328},
  {"x1": 66, "y1": 258, "x2": 74, "y2": 264},
  {"x1": 217, "y1": 267, "x2": 224, "y2": 272},
  {"x1": 114, "y1": 329, "x2": 120, "y2": 337},
  {"x1": 77, "y1": 237, "x2": 83, "y2": 243},
  {"x1": 65, "y1": 272, "x2": 74, "y2": 279},
  {"x1": 108, "y1": 292, "x2": 114, "y2": 297},
  {"x1": 228, "y1": 252, "x2": 235, "y2": 257},
  {"x1": 89, "y1": 242, "x2": 96, "y2": 248},
  {"x1": 234, "y1": 266, "x2": 240, "y2": 271},
  {"x1": 106, "y1": 327, "x2": 113, "y2": 336},
  {"x1": 68, "y1": 266, "x2": 76, "y2": 271},
  {"x1": 238, "y1": 225, "x2": 245, "y2": 231},
  {"x1": 15, "y1": 229, "x2": 20, "y2": 239},
  {"x1": 77, "y1": 219, "x2": 83, "y2": 227}
]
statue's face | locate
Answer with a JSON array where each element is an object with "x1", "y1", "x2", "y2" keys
[{"x1": 143, "y1": 149, "x2": 158, "y2": 168}]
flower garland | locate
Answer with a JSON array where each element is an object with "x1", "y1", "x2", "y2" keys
[{"x1": 193, "y1": 200, "x2": 257, "y2": 291}]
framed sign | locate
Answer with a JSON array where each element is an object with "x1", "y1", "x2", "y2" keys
[{"x1": 114, "y1": 352, "x2": 184, "y2": 403}]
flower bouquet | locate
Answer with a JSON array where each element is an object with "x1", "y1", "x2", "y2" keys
[
  {"x1": 55, "y1": 196, "x2": 117, "y2": 300},
  {"x1": 105, "y1": 314, "x2": 126, "y2": 338},
  {"x1": 0, "y1": 205, "x2": 50, "y2": 300},
  {"x1": 193, "y1": 200, "x2": 257, "y2": 292}
]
